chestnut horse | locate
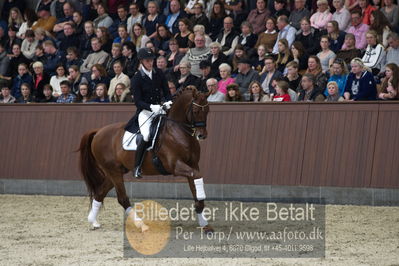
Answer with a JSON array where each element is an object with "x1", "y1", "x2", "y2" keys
[{"x1": 78, "y1": 87, "x2": 213, "y2": 233}]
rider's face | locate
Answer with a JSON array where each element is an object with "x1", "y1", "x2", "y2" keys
[{"x1": 141, "y1": 59, "x2": 153, "y2": 71}]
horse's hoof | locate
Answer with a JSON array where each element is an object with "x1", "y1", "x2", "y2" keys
[
  {"x1": 203, "y1": 225, "x2": 214, "y2": 235},
  {"x1": 90, "y1": 221, "x2": 101, "y2": 230}
]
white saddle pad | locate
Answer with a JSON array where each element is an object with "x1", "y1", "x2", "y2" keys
[{"x1": 122, "y1": 116, "x2": 163, "y2": 151}]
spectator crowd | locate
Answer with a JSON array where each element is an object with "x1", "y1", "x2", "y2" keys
[{"x1": 0, "y1": 0, "x2": 399, "y2": 104}]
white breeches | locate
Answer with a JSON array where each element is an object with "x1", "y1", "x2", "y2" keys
[{"x1": 138, "y1": 110, "x2": 155, "y2": 142}]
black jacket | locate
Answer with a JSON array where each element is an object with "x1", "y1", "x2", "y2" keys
[
  {"x1": 177, "y1": 74, "x2": 201, "y2": 91},
  {"x1": 216, "y1": 31, "x2": 239, "y2": 53},
  {"x1": 207, "y1": 53, "x2": 228, "y2": 78}
]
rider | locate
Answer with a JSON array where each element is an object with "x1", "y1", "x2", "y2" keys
[{"x1": 125, "y1": 48, "x2": 172, "y2": 178}]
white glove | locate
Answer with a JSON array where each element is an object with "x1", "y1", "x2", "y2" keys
[
  {"x1": 163, "y1": 101, "x2": 173, "y2": 110},
  {"x1": 150, "y1": 104, "x2": 165, "y2": 114}
]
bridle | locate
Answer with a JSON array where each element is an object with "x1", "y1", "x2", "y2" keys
[{"x1": 186, "y1": 100, "x2": 209, "y2": 137}]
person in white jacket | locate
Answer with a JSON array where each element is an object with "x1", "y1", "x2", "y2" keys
[
  {"x1": 362, "y1": 30, "x2": 386, "y2": 75},
  {"x1": 20, "y1": 30, "x2": 38, "y2": 59}
]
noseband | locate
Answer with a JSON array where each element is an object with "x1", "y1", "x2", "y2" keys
[{"x1": 187, "y1": 100, "x2": 209, "y2": 137}]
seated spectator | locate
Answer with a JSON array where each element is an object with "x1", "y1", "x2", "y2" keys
[
  {"x1": 209, "y1": 1, "x2": 226, "y2": 41},
  {"x1": 310, "y1": 0, "x2": 333, "y2": 30},
  {"x1": 32, "y1": 6, "x2": 56, "y2": 33},
  {"x1": 31, "y1": 45, "x2": 46, "y2": 65},
  {"x1": 42, "y1": 40, "x2": 65, "y2": 76},
  {"x1": 382, "y1": 33, "x2": 399, "y2": 71},
  {"x1": 50, "y1": 64, "x2": 69, "y2": 97},
  {"x1": 273, "y1": 15, "x2": 296, "y2": 54},
  {"x1": 289, "y1": 0, "x2": 310, "y2": 30},
  {"x1": 32, "y1": 61, "x2": 50, "y2": 100},
  {"x1": 326, "y1": 21, "x2": 346, "y2": 53},
  {"x1": 67, "y1": 65, "x2": 83, "y2": 95},
  {"x1": 344, "y1": 9, "x2": 369, "y2": 50},
  {"x1": 260, "y1": 56, "x2": 283, "y2": 95},
  {"x1": 218, "y1": 63, "x2": 235, "y2": 95},
  {"x1": 17, "y1": 8, "x2": 38, "y2": 39},
  {"x1": 80, "y1": 21, "x2": 96, "y2": 59},
  {"x1": 206, "y1": 78, "x2": 225, "y2": 102},
  {"x1": 248, "y1": 80, "x2": 270, "y2": 102},
  {"x1": 0, "y1": 43, "x2": 10, "y2": 77},
  {"x1": 58, "y1": 22, "x2": 80, "y2": 53},
  {"x1": 174, "y1": 18, "x2": 194, "y2": 54},
  {"x1": 105, "y1": 43, "x2": 123, "y2": 78},
  {"x1": 127, "y1": 3, "x2": 143, "y2": 34},
  {"x1": 325, "y1": 81, "x2": 345, "y2": 101},
  {"x1": 332, "y1": 0, "x2": 351, "y2": 31},
  {"x1": 0, "y1": 86, "x2": 16, "y2": 103},
  {"x1": 380, "y1": 0, "x2": 399, "y2": 28},
  {"x1": 8, "y1": 43, "x2": 31, "y2": 78},
  {"x1": 5, "y1": 25, "x2": 22, "y2": 56},
  {"x1": 246, "y1": 0, "x2": 270, "y2": 34},
  {"x1": 72, "y1": 11, "x2": 84, "y2": 36},
  {"x1": 369, "y1": 10, "x2": 392, "y2": 47},
  {"x1": 230, "y1": 44, "x2": 247, "y2": 75},
  {"x1": 290, "y1": 41, "x2": 308, "y2": 72},
  {"x1": 181, "y1": 34, "x2": 210, "y2": 77},
  {"x1": 8, "y1": 7, "x2": 24, "y2": 31},
  {"x1": 11, "y1": 63, "x2": 33, "y2": 99},
  {"x1": 65, "y1": 47, "x2": 83, "y2": 70},
  {"x1": 344, "y1": 58, "x2": 377, "y2": 100},
  {"x1": 176, "y1": 61, "x2": 200, "y2": 91},
  {"x1": 235, "y1": 57, "x2": 260, "y2": 95},
  {"x1": 16, "y1": 83, "x2": 35, "y2": 103},
  {"x1": 224, "y1": 0, "x2": 247, "y2": 31},
  {"x1": 273, "y1": 0, "x2": 290, "y2": 18},
  {"x1": 283, "y1": 61, "x2": 302, "y2": 92},
  {"x1": 189, "y1": 3, "x2": 210, "y2": 33},
  {"x1": 238, "y1": 21, "x2": 258, "y2": 55},
  {"x1": 298, "y1": 74, "x2": 326, "y2": 101},
  {"x1": 131, "y1": 23, "x2": 151, "y2": 51},
  {"x1": 167, "y1": 77, "x2": 178, "y2": 96},
  {"x1": 157, "y1": 55, "x2": 169, "y2": 75},
  {"x1": 121, "y1": 41, "x2": 139, "y2": 78},
  {"x1": 276, "y1": 39, "x2": 294, "y2": 73},
  {"x1": 57, "y1": 80, "x2": 76, "y2": 103},
  {"x1": 53, "y1": 2, "x2": 74, "y2": 36},
  {"x1": 108, "y1": 61, "x2": 130, "y2": 97},
  {"x1": 142, "y1": 1, "x2": 166, "y2": 39},
  {"x1": 74, "y1": 83, "x2": 92, "y2": 103},
  {"x1": 377, "y1": 63, "x2": 398, "y2": 100},
  {"x1": 165, "y1": 0, "x2": 187, "y2": 35},
  {"x1": 193, "y1": 25, "x2": 212, "y2": 47},
  {"x1": 110, "y1": 83, "x2": 133, "y2": 103},
  {"x1": 359, "y1": 0, "x2": 376, "y2": 25},
  {"x1": 362, "y1": 30, "x2": 385, "y2": 75},
  {"x1": 216, "y1": 16, "x2": 239, "y2": 56},
  {"x1": 34, "y1": 27, "x2": 55, "y2": 48},
  {"x1": 109, "y1": 5, "x2": 129, "y2": 39},
  {"x1": 326, "y1": 58, "x2": 349, "y2": 96},
  {"x1": 225, "y1": 83, "x2": 242, "y2": 102},
  {"x1": 95, "y1": 27, "x2": 113, "y2": 53},
  {"x1": 317, "y1": 36, "x2": 337, "y2": 73},
  {"x1": 295, "y1": 17, "x2": 321, "y2": 56},
  {"x1": 255, "y1": 17, "x2": 278, "y2": 53},
  {"x1": 21, "y1": 30, "x2": 38, "y2": 60},
  {"x1": 207, "y1": 42, "x2": 228, "y2": 78},
  {"x1": 184, "y1": 0, "x2": 205, "y2": 15},
  {"x1": 39, "y1": 84, "x2": 58, "y2": 103},
  {"x1": 336, "y1": 33, "x2": 362, "y2": 65},
  {"x1": 166, "y1": 38, "x2": 185, "y2": 74},
  {"x1": 153, "y1": 24, "x2": 172, "y2": 56},
  {"x1": 113, "y1": 25, "x2": 131, "y2": 44},
  {"x1": 82, "y1": 64, "x2": 110, "y2": 92},
  {"x1": 86, "y1": 0, "x2": 103, "y2": 21},
  {"x1": 90, "y1": 83, "x2": 110, "y2": 103},
  {"x1": 198, "y1": 60, "x2": 212, "y2": 92},
  {"x1": 80, "y1": 37, "x2": 110, "y2": 74},
  {"x1": 273, "y1": 80, "x2": 291, "y2": 101},
  {"x1": 253, "y1": 45, "x2": 267, "y2": 72},
  {"x1": 93, "y1": 3, "x2": 113, "y2": 28},
  {"x1": 305, "y1": 56, "x2": 328, "y2": 91}
]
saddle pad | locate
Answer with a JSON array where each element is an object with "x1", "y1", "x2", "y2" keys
[{"x1": 122, "y1": 116, "x2": 163, "y2": 151}]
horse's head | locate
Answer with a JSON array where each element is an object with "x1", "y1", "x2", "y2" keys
[{"x1": 169, "y1": 86, "x2": 210, "y2": 140}]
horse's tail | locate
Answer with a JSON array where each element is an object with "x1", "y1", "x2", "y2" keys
[{"x1": 78, "y1": 129, "x2": 104, "y2": 202}]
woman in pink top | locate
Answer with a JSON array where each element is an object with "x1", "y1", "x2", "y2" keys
[
  {"x1": 217, "y1": 63, "x2": 235, "y2": 94},
  {"x1": 310, "y1": 0, "x2": 333, "y2": 30}
]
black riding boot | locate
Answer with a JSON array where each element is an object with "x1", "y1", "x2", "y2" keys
[{"x1": 133, "y1": 135, "x2": 149, "y2": 179}]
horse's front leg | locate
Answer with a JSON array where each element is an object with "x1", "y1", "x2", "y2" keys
[{"x1": 174, "y1": 160, "x2": 214, "y2": 234}]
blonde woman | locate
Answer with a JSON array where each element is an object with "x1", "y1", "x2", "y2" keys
[
  {"x1": 248, "y1": 81, "x2": 270, "y2": 102},
  {"x1": 325, "y1": 81, "x2": 345, "y2": 101},
  {"x1": 276, "y1": 39, "x2": 293, "y2": 73},
  {"x1": 344, "y1": 58, "x2": 377, "y2": 100},
  {"x1": 131, "y1": 23, "x2": 151, "y2": 51}
]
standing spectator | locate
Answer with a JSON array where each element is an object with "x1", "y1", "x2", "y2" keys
[
  {"x1": 20, "y1": 30, "x2": 38, "y2": 60},
  {"x1": 108, "y1": 61, "x2": 130, "y2": 96},
  {"x1": 305, "y1": 55, "x2": 328, "y2": 90},
  {"x1": 80, "y1": 37, "x2": 110, "y2": 74},
  {"x1": 11, "y1": 63, "x2": 33, "y2": 99},
  {"x1": 56, "y1": 80, "x2": 76, "y2": 103},
  {"x1": 80, "y1": 21, "x2": 96, "y2": 59},
  {"x1": 344, "y1": 57, "x2": 377, "y2": 100},
  {"x1": 225, "y1": 83, "x2": 242, "y2": 102},
  {"x1": 121, "y1": 41, "x2": 139, "y2": 78},
  {"x1": 317, "y1": 36, "x2": 337, "y2": 73},
  {"x1": 342, "y1": 9, "x2": 369, "y2": 50},
  {"x1": 131, "y1": 23, "x2": 151, "y2": 51},
  {"x1": 298, "y1": 74, "x2": 325, "y2": 101},
  {"x1": 295, "y1": 17, "x2": 321, "y2": 56},
  {"x1": 255, "y1": 17, "x2": 278, "y2": 53},
  {"x1": 42, "y1": 40, "x2": 65, "y2": 77},
  {"x1": 16, "y1": 83, "x2": 35, "y2": 103},
  {"x1": 206, "y1": 78, "x2": 225, "y2": 102},
  {"x1": 276, "y1": 39, "x2": 294, "y2": 73},
  {"x1": 380, "y1": 0, "x2": 399, "y2": 28},
  {"x1": 310, "y1": 0, "x2": 333, "y2": 30},
  {"x1": 189, "y1": 3, "x2": 210, "y2": 33},
  {"x1": 259, "y1": 56, "x2": 283, "y2": 94},
  {"x1": 110, "y1": 83, "x2": 133, "y2": 103},
  {"x1": 326, "y1": 58, "x2": 349, "y2": 96},
  {"x1": 165, "y1": 0, "x2": 187, "y2": 35},
  {"x1": 209, "y1": 1, "x2": 226, "y2": 41},
  {"x1": 247, "y1": 0, "x2": 270, "y2": 34},
  {"x1": 326, "y1": 21, "x2": 346, "y2": 53},
  {"x1": 127, "y1": 3, "x2": 143, "y2": 34},
  {"x1": 359, "y1": 0, "x2": 376, "y2": 25},
  {"x1": 0, "y1": 86, "x2": 16, "y2": 103},
  {"x1": 289, "y1": 0, "x2": 311, "y2": 30},
  {"x1": 235, "y1": 57, "x2": 260, "y2": 95},
  {"x1": 325, "y1": 81, "x2": 345, "y2": 101},
  {"x1": 50, "y1": 64, "x2": 68, "y2": 97},
  {"x1": 369, "y1": 10, "x2": 392, "y2": 47},
  {"x1": 217, "y1": 63, "x2": 235, "y2": 95},
  {"x1": 272, "y1": 15, "x2": 296, "y2": 54},
  {"x1": 273, "y1": 80, "x2": 291, "y2": 101},
  {"x1": 93, "y1": 3, "x2": 114, "y2": 28},
  {"x1": 362, "y1": 30, "x2": 385, "y2": 75},
  {"x1": 109, "y1": 5, "x2": 129, "y2": 39},
  {"x1": 39, "y1": 84, "x2": 58, "y2": 102},
  {"x1": 32, "y1": 61, "x2": 50, "y2": 100},
  {"x1": 336, "y1": 33, "x2": 362, "y2": 65},
  {"x1": 90, "y1": 83, "x2": 110, "y2": 102},
  {"x1": 378, "y1": 63, "x2": 399, "y2": 100},
  {"x1": 142, "y1": 1, "x2": 166, "y2": 39},
  {"x1": 181, "y1": 34, "x2": 210, "y2": 77},
  {"x1": 332, "y1": 0, "x2": 351, "y2": 31},
  {"x1": 216, "y1": 16, "x2": 239, "y2": 57},
  {"x1": 248, "y1": 80, "x2": 270, "y2": 102}
]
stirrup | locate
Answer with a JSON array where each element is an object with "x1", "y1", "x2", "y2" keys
[{"x1": 134, "y1": 166, "x2": 142, "y2": 179}]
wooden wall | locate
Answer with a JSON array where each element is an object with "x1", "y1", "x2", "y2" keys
[{"x1": 0, "y1": 102, "x2": 398, "y2": 188}]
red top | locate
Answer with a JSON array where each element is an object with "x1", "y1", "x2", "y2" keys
[
  {"x1": 362, "y1": 5, "x2": 376, "y2": 25},
  {"x1": 273, "y1": 94, "x2": 291, "y2": 102}
]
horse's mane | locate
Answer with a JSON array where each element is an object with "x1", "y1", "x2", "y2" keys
[{"x1": 173, "y1": 86, "x2": 198, "y2": 100}]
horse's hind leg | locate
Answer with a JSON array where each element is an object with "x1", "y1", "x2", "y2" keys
[{"x1": 88, "y1": 178, "x2": 114, "y2": 229}]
